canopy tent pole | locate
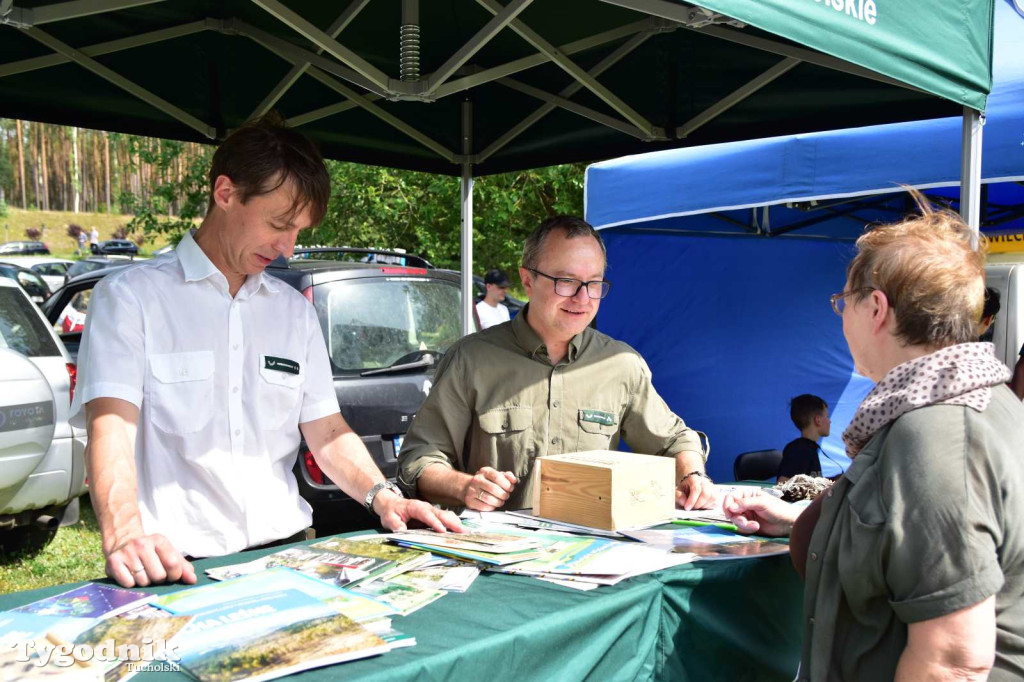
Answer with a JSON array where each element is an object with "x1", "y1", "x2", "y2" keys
[
  {"x1": 961, "y1": 106, "x2": 984, "y2": 247},
  {"x1": 461, "y1": 99, "x2": 475, "y2": 336}
]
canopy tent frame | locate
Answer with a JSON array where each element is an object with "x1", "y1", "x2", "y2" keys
[{"x1": 0, "y1": 0, "x2": 992, "y2": 331}]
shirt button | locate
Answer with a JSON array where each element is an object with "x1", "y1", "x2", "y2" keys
[
  {"x1": 810, "y1": 552, "x2": 818, "y2": 561},
  {"x1": 233, "y1": 344, "x2": 239, "y2": 351},
  {"x1": 808, "y1": 617, "x2": 815, "y2": 625},
  {"x1": 552, "y1": 401, "x2": 559, "y2": 408},
  {"x1": 234, "y1": 429, "x2": 241, "y2": 436},
  {"x1": 551, "y1": 437, "x2": 558, "y2": 445},
  {"x1": 233, "y1": 387, "x2": 239, "y2": 393}
]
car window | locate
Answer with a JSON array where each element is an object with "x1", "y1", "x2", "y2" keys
[
  {"x1": 15, "y1": 269, "x2": 49, "y2": 297},
  {"x1": 34, "y1": 263, "x2": 66, "y2": 276},
  {"x1": 66, "y1": 260, "x2": 105, "y2": 278},
  {"x1": 54, "y1": 289, "x2": 92, "y2": 334},
  {"x1": 0, "y1": 287, "x2": 61, "y2": 357},
  {"x1": 316, "y1": 278, "x2": 461, "y2": 372}
]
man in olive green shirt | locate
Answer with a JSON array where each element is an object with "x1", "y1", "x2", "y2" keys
[{"x1": 397, "y1": 216, "x2": 715, "y2": 512}]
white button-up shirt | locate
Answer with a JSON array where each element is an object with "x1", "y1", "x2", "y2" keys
[{"x1": 71, "y1": 231, "x2": 340, "y2": 557}]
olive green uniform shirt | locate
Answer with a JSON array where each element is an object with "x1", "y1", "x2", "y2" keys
[
  {"x1": 397, "y1": 306, "x2": 704, "y2": 510},
  {"x1": 800, "y1": 386, "x2": 1024, "y2": 681}
]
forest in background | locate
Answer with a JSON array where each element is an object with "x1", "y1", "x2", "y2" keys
[{"x1": 0, "y1": 118, "x2": 585, "y2": 277}]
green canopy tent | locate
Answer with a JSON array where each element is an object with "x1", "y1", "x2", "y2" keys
[{"x1": 0, "y1": 0, "x2": 995, "y2": 331}]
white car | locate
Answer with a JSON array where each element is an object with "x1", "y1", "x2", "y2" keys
[
  {"x1": 0, "y1": 277, "x2": 87, "y2": 551},
  {"x1": 0, "y1": 257, "x2": 75, "y2": 292}
]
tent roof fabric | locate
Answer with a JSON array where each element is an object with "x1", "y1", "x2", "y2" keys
[
  {"x1": 585, "y1": 0, "x2": 1019, "y2": 229},
  {"x1": 0, "y1": 0, "x2": 994, "y2": 176}
]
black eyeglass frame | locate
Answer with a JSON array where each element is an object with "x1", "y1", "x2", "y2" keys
[
  {"x1": 526, "y1": 267, "x2": 611, "y2": 300},
  {"x1": 830, "y1": 287, "x2": 878, "y2": 315}
]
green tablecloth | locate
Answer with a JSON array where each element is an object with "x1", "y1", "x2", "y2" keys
[{"x1": 0, "y1": 538, "x2": 803, "y2": 681}]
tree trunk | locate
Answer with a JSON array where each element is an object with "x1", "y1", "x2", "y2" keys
[
  {"x1": 72, "y1": 127, "x2": 81, "y2": 214},
  {"x1": 104, "y1": 132, "x2": 111, "y2": 214},
  {"x1": 31, "y1": 123, "x2": 41, "y2": 210},
  {"x1": 40, "y1": 124, "x2": 50, "y2": 211},
  {"x1": 15, "y1": 119, "x2": 26, "y2": 209}
]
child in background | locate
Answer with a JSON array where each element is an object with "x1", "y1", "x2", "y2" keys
[
  {"x1": 778, "y1": 394, "x2": 830, "y2": 483},
  {"x1": 978, "y1": 286, "x2": 1000, "y2": 341}
]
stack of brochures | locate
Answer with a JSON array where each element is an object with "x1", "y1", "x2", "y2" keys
[
  {"x1": 204, "y1": 535, "x2": 475, "y2": 615},
  {"x1": 387, "y1": 529, "x2": 544, "y2": 565},
  {"x1": 0, "y1": 551, "x2": 444, "y2": 682},
  {"x1": 384, "y1": 526, "x2": 696, "y2": 591},
  {"x1": 1, "y1": 583, "x2": 190, "y2": 681}
]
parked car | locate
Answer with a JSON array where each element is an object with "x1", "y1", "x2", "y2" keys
[
  {"x1": 0, "y1": 241, "x2": 50, "y2": 256},
  {"x1": 43, "y1": 249, "x2": 462, "y2": 534},
  {"x1": 0, "y1": 262, "x2": 51, "y2": 305},
  {"x1": 0, "y1": 257, "x2": 74, "y2": 291},
  {"x1": 64, "y1": 255, "x2": 144, "y2": 282},
  {"x1": 0, "y1": 277, "x2": 86, "y2": 552},
  {"x1": 92, "y1": 239, "x2": 138, "y2": 256}
]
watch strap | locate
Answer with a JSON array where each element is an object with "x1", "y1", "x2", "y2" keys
[{"x1": 364, "y1": 481, "x2": 402, "y2": 512}]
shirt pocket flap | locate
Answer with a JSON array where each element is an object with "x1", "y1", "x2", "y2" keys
[
  {"x1": 479, "y1": 406, "x2": 532, "y2": 434},
  {"x1": 578, "y1": 409, "x2": 617, "y2": 435},
  {"x1": 259, "y1": 363, "x2": 304, "y2": 388},
  {"x1": 150, "y1": 351, "x2": 214, "y2": 384}
]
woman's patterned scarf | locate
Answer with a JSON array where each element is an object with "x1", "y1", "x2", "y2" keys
[{"x1": 843, "y1": 342, "x2": 1011, "y2": 458}]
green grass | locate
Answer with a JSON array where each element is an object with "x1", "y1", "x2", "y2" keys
[
  {"x1": 0, "y1": 208, "x2": 171, "y2": 258},
  {"x1": 0, "y1": 495, "x2": 107, "y2": 593}
]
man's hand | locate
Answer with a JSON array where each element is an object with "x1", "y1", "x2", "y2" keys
[
  {"x1": 462, "y1": 467, "x2": 518, "y2": 511},
  {"x1": 373, "y1": 493, "x2": 463, "y2": 533},
  {"x1": 676, "y1": 473, "x2": 716, "y2": 510},
  {"x1": 721, "y1": 488, "x2": 800, "y2": 537},
  {"x1": 106, "y1": 533, "x2": 196, "y2": 588}
]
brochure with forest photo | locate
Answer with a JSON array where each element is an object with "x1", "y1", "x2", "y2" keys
[
  {"x1": 173, "y1": 589, "x2": 390, "y2": 682},
  {"x1": 388, "y1": 529, "x2": 542, "y2": 554},
  {"x1": 205, "y1": 546, "x2": 393, "y2": 587},
  {"x1": 309, "y1": 536, "x2": 432, "y2": 581}
]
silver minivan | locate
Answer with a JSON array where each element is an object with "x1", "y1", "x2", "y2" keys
[{"x1": 0, "y1": 277, "x2": 87, "y2": 551}]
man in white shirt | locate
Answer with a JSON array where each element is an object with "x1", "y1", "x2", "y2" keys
[
  {"x1": 89, "y1": 226, "x2": 99, "y2": 252},
  {"x1": 74, "y1": 117, "x2": 461, "y2": 589},
  {"x1": 475, "y1": 269, "x2": 511, "y2": 330}
]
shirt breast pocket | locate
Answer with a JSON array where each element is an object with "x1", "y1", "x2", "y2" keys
[
  {"x1": 259, "y1": 357, "x2": 303, "y2": 430},
  {"x1": 148, "y1": 351, "x2": 215, "y2": 434},
  {"x1": 576, "y1": 409, "x2": 618, "y2": 451},
  {"x1": 477, "y1": 406, "x2": 533, "y2": 477}
]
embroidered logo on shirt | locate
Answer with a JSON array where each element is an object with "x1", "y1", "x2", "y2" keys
[
  {"x1": 581, "y1": 409, "x2": 616, "y2": 426},
  {"x1": 264, "y1": 356, "x2": 300, "y2": 375}
]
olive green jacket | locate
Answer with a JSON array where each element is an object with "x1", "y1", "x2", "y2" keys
[{"x1": 397, "y1": 306, "x2": 704, "y2": 510}]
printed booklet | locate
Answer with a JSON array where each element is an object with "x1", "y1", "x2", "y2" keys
[
  {"x1": 171, "y1": 589, "x2": 390, "y2": 682},
  {"x1": 12, "y1": 584, "x2": 155, "y2": 620}
]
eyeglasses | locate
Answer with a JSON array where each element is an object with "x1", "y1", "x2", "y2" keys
[
  {"x1": 830, "y1": 287, "x2": 877, "y2": 315},
  {"x1": 527, "y1": 268, "x2": 611, "y2": 300}
]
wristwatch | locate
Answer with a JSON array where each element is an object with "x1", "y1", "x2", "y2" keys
[{"x1": 364, "y1": 481, "x2": 403, "y2": 512}]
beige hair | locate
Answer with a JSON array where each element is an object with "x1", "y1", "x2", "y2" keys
[{"x1": 846, "y1": 192, "x2": 987, "y2": 348}]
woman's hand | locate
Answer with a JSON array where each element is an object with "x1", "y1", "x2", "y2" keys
[{"x1": 722, "y1": 488, "x2": 801, "y2": 537}]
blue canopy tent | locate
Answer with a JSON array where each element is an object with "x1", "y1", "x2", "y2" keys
[{"x1": 584, "y1": 0, "x2": 1023, "y2": 482}]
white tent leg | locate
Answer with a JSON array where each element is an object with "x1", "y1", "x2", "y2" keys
[
  {"x1": 461, "y1": 100, "x2": 475, "y2": 337},
  {"x1": 960, "y1": 106, "x2": 984, "y2": 247}
]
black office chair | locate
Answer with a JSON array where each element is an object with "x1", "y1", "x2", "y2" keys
[{"x1": 733, "y1": 449, "x2": 784, "y2": 481}]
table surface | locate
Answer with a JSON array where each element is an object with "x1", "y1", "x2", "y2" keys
[{"x1": 1, "y1": 533, "x2": 803, "y2": 682}]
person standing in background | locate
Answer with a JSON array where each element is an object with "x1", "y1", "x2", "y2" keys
[{"x1": 475, "y1": 268, "x2": 512, "y2": 330}]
